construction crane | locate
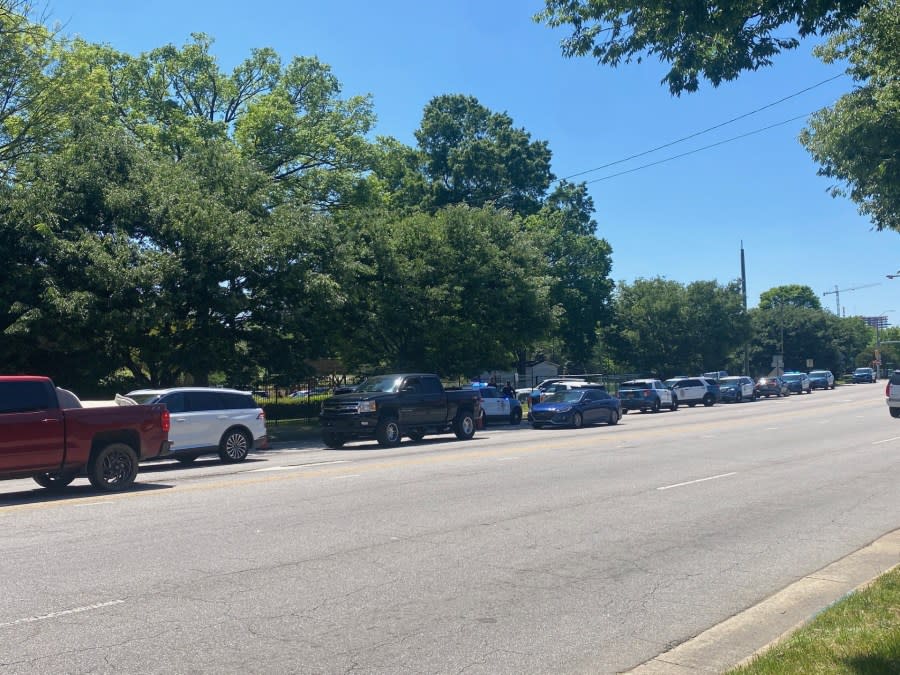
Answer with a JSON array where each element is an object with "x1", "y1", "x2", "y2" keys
[{"x1": 822, "y1": 283, "x2": 880, "y2": 316}]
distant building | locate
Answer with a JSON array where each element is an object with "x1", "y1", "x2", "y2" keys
[{"x1": 862, "y1": 315, "x2": 889, "y2": 329}]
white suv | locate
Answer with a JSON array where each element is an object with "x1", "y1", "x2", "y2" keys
[
  {"x1": 125, "y1": 388, "x2": 268, "y2": 464},
  {"x1": 887, "y1": 371, "x2": 900, "y2": 419}
]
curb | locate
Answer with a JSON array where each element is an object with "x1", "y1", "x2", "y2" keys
[{"x1": 625, "y1": 528, "x2": 900, "y2": 674}]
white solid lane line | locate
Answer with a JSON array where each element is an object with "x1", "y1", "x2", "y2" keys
[
  {"x1": 872, "y1": 436, "x2": 900, "y2": 445},
  {"x1": 0, "y1": 600, "x2": 124, "y2": 629},
  {"x1": 657, "y1": 472, "x2": 738, "y2": 491}
]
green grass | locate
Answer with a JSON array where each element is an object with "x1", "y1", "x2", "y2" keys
[{"x1": 729, "y1": 566, "x2": 900, "y2": 674}]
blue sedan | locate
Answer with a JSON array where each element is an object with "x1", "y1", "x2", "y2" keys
[{"x1": 530, "y1": 388, "x2": 621, "y2": 429}]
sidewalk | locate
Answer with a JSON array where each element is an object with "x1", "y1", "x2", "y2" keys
[{"x1": 626, "y1": 528, "x2": 900, "y2": 673}]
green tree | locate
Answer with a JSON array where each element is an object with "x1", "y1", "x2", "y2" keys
[
  {"x1": 800, "y1": 1, "x2": 900, "y2": 233},
  {"x1": 758, "y1": 284, "x2": 822, "y2": 311},
  {"x1": 609, "y1": 277, "x2": 748, "y2": 376},
  {"x1": 333, "y1": 206, "x2": 553, "y2": 376},
  {"x1": 387, "y1": 94, "x2": 555, "y2": 216},
  {"x1": 0, "y1": 0, "x2": 57, "y2": 175},
  {"x1": 536, "y1": 1, "x2": 865, "y2": 94},
  {"x1": 524, "y1": 182, "x2": 614, "y2": 367},
  {"x1": 58, "y1": 34, "x2": 377, "y2": 210},
  {"x1": 1, "y1": 118, "x2": 349, "y2": 389}
]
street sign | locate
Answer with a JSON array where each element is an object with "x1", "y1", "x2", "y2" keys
[
  {"x1": 771, "y1": 355, "x2": 783, "y2": 368},
  {"x1": 806, "y1": 358, "x2": 814, "y2": 368}
]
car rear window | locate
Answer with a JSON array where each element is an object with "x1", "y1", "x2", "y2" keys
[
  {"x1": 890, "y1": 373, "x2": 900, "y2": 386},
  {"x1": 621, "y1": 381, "x2": 650, "y2": 389},
  {"x1": 0, "y1": 381, "x2": 53, "y2": 413}
]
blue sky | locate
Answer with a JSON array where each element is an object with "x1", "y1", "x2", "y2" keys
[{"x1": 48, "y1": 0, "x2": 899, "y2": 321}]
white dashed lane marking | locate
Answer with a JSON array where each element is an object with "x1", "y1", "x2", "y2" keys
[{"x1": 657, "y1": 472, "x2": 738, "y2": 491}]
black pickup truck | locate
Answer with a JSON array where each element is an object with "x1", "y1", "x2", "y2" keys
[{"x1": 319, "y1": 373, "x2": 481, "y2": 448}]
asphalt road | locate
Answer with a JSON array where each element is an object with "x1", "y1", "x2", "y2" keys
[{"x1": 1, "y1": 383, "x2": 898, "y2": 674}]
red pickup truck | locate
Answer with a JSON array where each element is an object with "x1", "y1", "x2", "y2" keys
[{"x1": 0, "y1": 376, "x2": 171, "y2": 492}]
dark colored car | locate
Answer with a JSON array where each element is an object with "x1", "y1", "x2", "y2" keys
[
  {"x1": 530, "y1": 387, "x2": 621, "y2": 429},
  {"x1": 755, "y1": 376, "x2": 789, "y2": 398},
  {"x1": 808, "y1": 370, "x2": 835, "y2": 390},
  {"x1": 782, "y1": 372, "x2": 812, "y2": 394},
  {"x1": 852, "y1": 367, "x2": 877, "y2": 383}
]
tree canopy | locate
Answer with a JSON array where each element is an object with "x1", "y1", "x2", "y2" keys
[
  {"x1": 536, "y1": 0, "x2": 865, "y2": 94},
  {"x1": 800, "y1": 1, "x2": 900, "y2": 233}
]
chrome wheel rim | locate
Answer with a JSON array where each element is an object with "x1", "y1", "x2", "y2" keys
[{"x1": 224, "y1": 433, "x2": 248, "y2": 459}]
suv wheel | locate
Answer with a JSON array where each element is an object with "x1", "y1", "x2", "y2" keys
[
  {"x1": 219, "y1": 429, "x2": 251, "y2": 463},
  {"x1": 702, "y1": 394, "x2": 714, "y2": 407}
]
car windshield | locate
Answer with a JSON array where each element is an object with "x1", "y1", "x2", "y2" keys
[
  {"x1": 664, "y1": 379, "x2": 682, "y2": 387},
  {"x1": 545, "y1": 391, "x2": 585, "y2": 403},
  {"x1": 854, "y1": 368, "x2": 871, "y2": 374},
  {"x1": 809, "y1": 371, "x2": 828, "y2": 377},
  {"x1": 621, "y1": 381, "x2": 650, "y2": 389},
  {"x1": 782, "y1": 374, "x2": 802, "y2": 382},
  {"x1": 354, "y1": 376, "x2": 404, "y2": 393},
  {"x1": 719, "y1": 377, "x2": 741, "y2": 386}
]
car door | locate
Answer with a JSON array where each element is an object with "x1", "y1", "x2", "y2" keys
[
  {"x1": 0, "y1": 380, "x2": 65, "y2": 471},
  {"x1": 591, "y1": 390, "x2": 613, "y2": 423},
  {"x1": 653, "y1": 381, "x2": 672, "y2": 406},
  {"x1": 479, "y1": 388, "x2": 507, "y2": 419},
  {"x1": 673, "y1": 379, "x2": 695, "y2": 403},
  {"x1": 185, "y1": 391, "x2": 227, "y2": 450},
  {"x1": 165, "y1": 391, "x2": 215, "y2": 452}
]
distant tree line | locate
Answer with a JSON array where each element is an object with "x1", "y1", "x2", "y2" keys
[{"x1": 0, "y1": 2, "x2": 888, "y2": 394}]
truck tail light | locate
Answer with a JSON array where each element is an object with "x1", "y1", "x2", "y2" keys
[
  {"x1": 161, "y1": 409, "x2": 170, "y2": 433},
  {"x1": 258, "y1": 410, "x2": 266, "y2": 421},
  {"x1": 887, "y1": 382, "x2": 891, "y2": 397}
]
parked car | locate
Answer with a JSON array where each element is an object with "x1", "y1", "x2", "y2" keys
[
  {"x1": 319, "y1": 373, "x2": 480, "y2": 448},
  {"x1": 851, "y1": 367, "x2": 877, "y2": 383},
  {"x1": 782, "y1": 372, "x2": 812, "y2": 394},
  {"x1": 808, "y1": 370, "x2": 835, "y2": 390},
  {"x1": 0, "y1": 376, "x2": 171, "y2": 492},
  {"x1": 125, "y1": 387, "x2": 268, "y2": 464},
  {"x1": 618, "y1": 379, "x2": 677, "y2": 413},
  {"x1": 473, "y1": 385, "x2": 523, "y2": 425},
  {"x1": 517, "y1": 378, "x2": 590, "y2": 406},
  {"x1": 530, "y1": 387, "x2": 620, "y2": 428},
  {"x1": 886, "y1": 370, "x2": 900, "y2": 418},
  {"x1": 755, "y1": 376, "x2": 789, "y2": 398},
  {"x1": 717, "y1": 376, "x2": 756, "y2": 403},
  {"x1": 666, "y1": 377, "x2": 720, "y2": 407}
]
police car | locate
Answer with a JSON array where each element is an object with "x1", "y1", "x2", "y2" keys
[{"x1": 472, "y1": 384, "x2": 523, "y2": 425}]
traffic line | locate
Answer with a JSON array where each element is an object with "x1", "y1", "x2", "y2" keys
[
  {"x1": 0, "y1": 599, "x2": 124, "y2": 629},
  {"x1": 657, "y1": 472, "x2": 737, "y2": 491},
  {"x1": 250, "y1": 460, "x2": 349, "y2": 472},
  {"x1": 872, "y1": 436, "x2": 900, "y2": 445}
]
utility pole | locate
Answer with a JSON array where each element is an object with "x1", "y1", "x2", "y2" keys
[{"x1": 741, "y1": 242, "x2": 749, "y2": 375}]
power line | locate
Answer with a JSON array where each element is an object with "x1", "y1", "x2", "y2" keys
[
  {"x1": 584, "y1": 112, "x2": 815, "y2": 184},
  {"x1": 562, "y1": 73, "x2": 846, "y2": 182}
]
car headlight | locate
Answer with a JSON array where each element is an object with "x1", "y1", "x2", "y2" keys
[{"x1": 357, "y1": 400, "x2": 377, "y2": 414}]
